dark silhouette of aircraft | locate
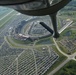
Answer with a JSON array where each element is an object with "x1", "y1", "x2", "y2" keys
[{"x1": 0, "y1": 0, "x2": 72, "y2": 38}]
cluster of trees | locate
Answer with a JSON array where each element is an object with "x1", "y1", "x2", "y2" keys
[
  {"x1": 54, "y1": 60, "x2": 76, "y2": 75},
  {"x1": 59, "y1": 0, "x2": 76, "y2": 17}
]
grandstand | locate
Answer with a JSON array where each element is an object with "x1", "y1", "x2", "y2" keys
[
  {"x1": 0, "y1": 13, "x2": 59, "y2": 75},
  {"x1": 11, "y1": 16, "x2": 53, "y2": 41}
]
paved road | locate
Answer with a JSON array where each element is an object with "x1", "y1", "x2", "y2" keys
[
  {"x1": 59, "y1": 21, "x2": 73, "y2": 34},
  {"x1": 5, "y1": 36, "x2": 30, "y2": 49},
  {"x1": 48, "y1": 38, "x2": 76, "y2": 75},
  {"x1": 4, "y1": 14, "x2": 75, "y2": 75},
  {"x1": 53, "y1": 38, "x2": 68, "y2": 57},
  {"x1": 48, "y1": 59, "x2": 71, "y2": 75},
  {"x1": 53, "y1": 38, "x2": 76, "y2": 59},
  {"x1": 0, "y1": 11, "x2": 17, "y2": 34},
  {"x1": 0, "y1": 10, "x2": 14, "y2": 20},
  {"x1": 48, "y1": 20, "x2": 76, "y2": 75}
]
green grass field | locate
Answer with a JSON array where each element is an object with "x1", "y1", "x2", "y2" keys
[
  {"x1": 0, "y1": 11, "x2": 17, "y2": 29},
  {"x1": 54, "y1": 60, "x2": 76, "y2": 75},
  {"x1": 11, "y1": 37, "x2": 33, "y2": 45},
  {"x1": 36, "y1": 37, "x2": 53, "y2": 45},
  {"x1": 57, "y1": 42, "x2": 69, "y2": 54},
  {"x1": 5, "y1": 36, "x2": 34, "y2": 48}
]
